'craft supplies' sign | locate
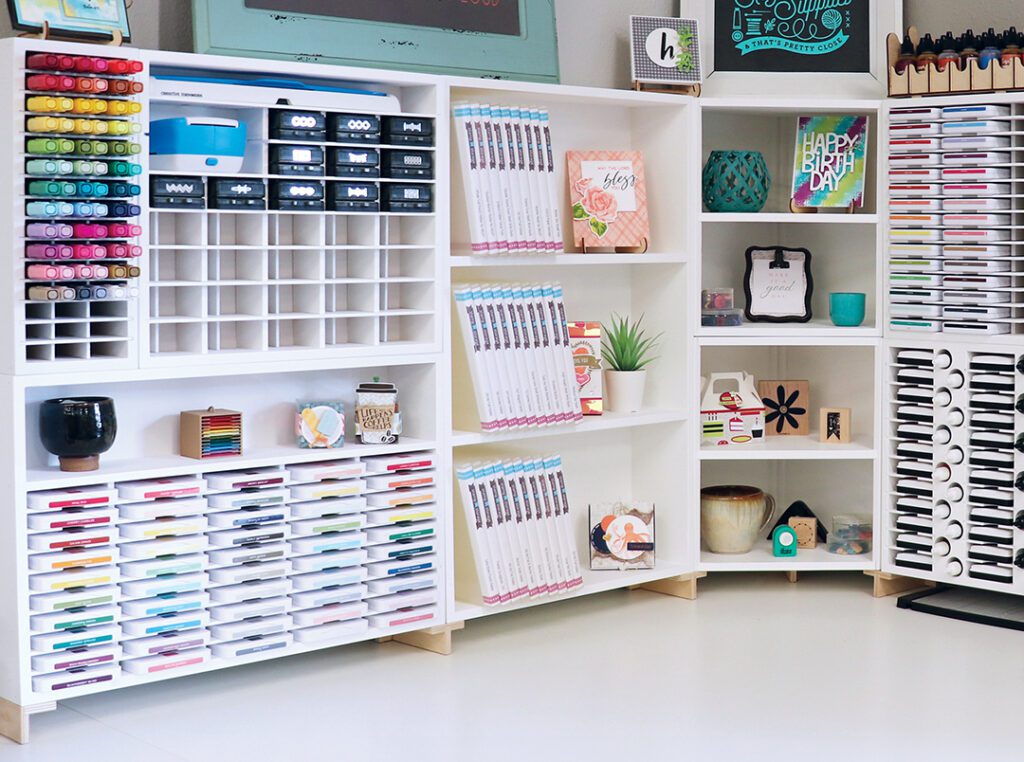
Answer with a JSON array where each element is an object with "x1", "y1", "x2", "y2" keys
[
  {"x1": 714, "y1": 0, "x2": 870, "y2": 73},
  {"x1": 791, "y1": 115, "x2": 869, "y2": 208}
]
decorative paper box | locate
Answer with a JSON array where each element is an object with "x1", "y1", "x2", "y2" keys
[
  {"x1": 700, "y1": 372, "x2": 766, "y2": 446},
  {"x1": 569, "y1": 321, "x2": 603, "y2": 415}
]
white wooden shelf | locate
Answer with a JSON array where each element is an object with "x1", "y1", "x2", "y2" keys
[
  {"x1": 449, "y1": 252, "x2": 689, "y2": 267},
  {"x1": 453, "y1": 561, "x2": 694, "y2": 621},
  {"x1": 699, "y1": 544, "x2": 874, "y2": 572},
  {"x1": 26, "y1": 437, "x2": 437, "y2": 491},
  {"x1": 700, "y1": 212, "x2": 879, "y2": 224},
  {"x1": 698, "y1": 320, "x2": 881, "y2": 345},
  {"x1": 451, "y1": 409, "x2": 687, "y2": 447},
  {"x1": 699, "y1": 434, "x2": 876, "y2": 461}
]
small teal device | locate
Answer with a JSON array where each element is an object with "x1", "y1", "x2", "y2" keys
[
  {"x1": 773, "y1": 525, "x2": 798, "y2": 557},
  {"x1": 150, "y1": 117, "x2": 247, "y2": 173}
]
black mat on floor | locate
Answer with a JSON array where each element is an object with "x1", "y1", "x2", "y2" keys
[{"x1": 898, "y1": 585, "x2": 1024, "y2": 632}]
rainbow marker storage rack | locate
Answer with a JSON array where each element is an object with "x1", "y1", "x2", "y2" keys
[{"x1": 5, "y1": 47, "x2": 146, "y2": 372}]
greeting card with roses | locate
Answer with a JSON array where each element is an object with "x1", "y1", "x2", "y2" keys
[{"x1": 566, "y1": 150, "x2": 650, "y2": 251}]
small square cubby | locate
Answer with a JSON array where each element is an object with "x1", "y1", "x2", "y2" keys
[
  {"x1": 380, "y1": 314, "x2": 434, "y2": 345},
  {"x1": 54, "y1": 322, "x2": 89, "y2": 340},
  {"x1": 268, "y1": 317, "x2": 322, "y2": 349},
  {"x1": 327, "y1": 249, "x2": 377, "y2": 282},
  {"x1": 384, "y1": 215, "x2": 434, "y2": 247},
  {"x1": 208, "y1": 285, "x2": 266, "y2": 317},
  {"x1": 88, "y1": 341, "x2": 128, "y2": 360},
  {"x1": 151, "y1": 285, "x2": 204, "y2": 319},
  {"x1": 382, "y1": 247, "x2": 434, "y2": 280},
  {"x1": 209, "y1": 212, "x2": 267, "y2": 247},
  {"x1": 270, "y1": 284, "x2": 322, "y2": 315},
  {"x1": 325, "y1": 283, "x2": 376, "y2": 315},
  {"x1": 208, "y1": 320, "x2": 265, "y2": 352},
  {"x1": 208, "y1": 250, "x2": 266, "y2": 282},
  {"x1": 25, "y1": 322, "x2": 52, "y2": 342},
  {"x1": 151, "y1": 322, "x2": 204, "y2": 355},
  {"x1": 154, "y1": 248, "x2": 204, "y2": 284},
  {"x1": 52, "y1": 341, "x2": 90, "y2": 360},
  {"x1": 272, "y1": 213, "x2": 324, "y2": 247},
  {"x1": 268, "y1": 249, "x2": 323, "y2": 281},
  {"x1": 381, "y1": 281, "x2": 433, "y2": 313},
  {"x1": 90, "y1": 301, "x2": 128, "y2": 320},
  {"x1": 324, "y1": 316, "x2": 376, "y2": 347},
  {"x1": 329, "y1": 215, "x2": 378, "y2": 247},
  {"x1": 153, "y1": 211, "x2": 205, "y2": 247}
]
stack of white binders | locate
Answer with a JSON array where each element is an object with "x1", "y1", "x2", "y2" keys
[
  {"x1": 452, "y1": 102, "x2": 564, "y2": 255},
  {"x1": 456, "y1": 457, "x2": 584, "y2": 607},
  {"x1": 454, "y1": 283, "x2": 581, "y2": 431}
]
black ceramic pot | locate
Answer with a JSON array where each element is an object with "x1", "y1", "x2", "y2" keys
[{"x1": 39, "y1": 397, "x2": 117, "y2": 472}]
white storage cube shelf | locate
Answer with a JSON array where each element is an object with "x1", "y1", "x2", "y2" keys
[{"x1": 4, "y1": 36, "x2": 1024, "y2": 731}]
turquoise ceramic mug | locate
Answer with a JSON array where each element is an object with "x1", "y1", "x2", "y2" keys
[{"x1": 830, "y1": 292, "x2": 866, "y2": 327}]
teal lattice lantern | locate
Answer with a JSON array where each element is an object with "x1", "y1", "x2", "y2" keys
[{"x1": 702, "y1": 151, "x2": 772, "y2": 213}]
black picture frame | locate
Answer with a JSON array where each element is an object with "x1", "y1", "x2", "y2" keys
[
  {"x1": 5, "y1": 0, "x2": 132, "y2": 42},
  {"x1": 743, "y1": 246, "x2": 813, "y2": 323}
]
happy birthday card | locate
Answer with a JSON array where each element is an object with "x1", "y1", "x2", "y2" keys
[{"x1": 791, "y1": 115, "x2": 869, "y2": 208}]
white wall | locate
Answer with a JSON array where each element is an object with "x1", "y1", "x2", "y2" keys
[{"x1": 1, "y1": 1, "x2": 1021, "y2": 87}]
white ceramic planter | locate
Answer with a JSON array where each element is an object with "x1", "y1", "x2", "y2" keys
[{"x1": 605, "y1": 370, "x2": 647, "y2": 413}]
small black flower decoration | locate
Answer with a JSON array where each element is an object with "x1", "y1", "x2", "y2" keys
[{"x1": 763, "y1": 385, "x2": 806, "y2": 434}]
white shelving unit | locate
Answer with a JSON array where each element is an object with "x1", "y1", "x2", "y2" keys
[
  {"x1": 695, "y1": 97, "x2": 885, "y2": 574},
  {"x1": 444, "y1": 78, "x2": 700, "y2": 621},
  {"x1": 0, "y1": 38, "x2": 451, "y2": 745},
  {"x1": 9, "y1": 33, "x2": 1019, "y2": 748}
]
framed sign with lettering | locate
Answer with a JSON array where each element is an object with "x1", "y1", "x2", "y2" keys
[
  {"x1": 192, "y1": 0, "x2": 559, "y2": 82},
  {"x1": 743, "y1": 247, "x2": 813, "y2": 323},
  {"x1": 679, "y1": 0, "x2": 901, "y2": 97}
]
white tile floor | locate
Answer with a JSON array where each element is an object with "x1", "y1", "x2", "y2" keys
[{"x1": 3, "y1": 572, "x2": 1020, "y2": 761}]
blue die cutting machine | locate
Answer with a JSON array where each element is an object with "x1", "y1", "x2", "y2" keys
[{"x1": 150, "y1": 117, "x2": 247, "y2": 173}]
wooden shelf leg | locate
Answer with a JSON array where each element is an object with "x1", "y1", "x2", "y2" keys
[
  {"x1": 864, "y1": 570, "x2": 934, "y2": 598},
  {"x1": 386, "y1": 622, "x2": 464, "y2": 656},
  {"x1": 786, "y1": 570, "x2": 798, "y2": 583},
  {"x1": 0, "y1": 698, "x2": 56, "y2": 745},
  {"x1": 634, "y1": 572, "x2": 707, "y2": 601}
]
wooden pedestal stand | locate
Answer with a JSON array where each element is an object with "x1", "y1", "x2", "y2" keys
[
  {"x1": 789, "y1": 199, "x2": 858, "y2": 215},
  {"x1": 377, "y1": 621, "x2": 464, "y2": 656},
  {"x1": 630, "y1": 571, "x2": 706, "y2": 600},
  {"x1": 578, "y1": 237, "x2": 649, "y2": 255},
  {"x1": 632, "y1": 81, "x2": 701, "y2": 97},
  {"x1": 17, "y1": 20, "x2": 125, "y2": 46},
  {"x1": 0, "y1": 698, "x2": 55, "y2": 745},
  {"x1": 864, "y1": 570, "x2": 935, "y2": 598}
]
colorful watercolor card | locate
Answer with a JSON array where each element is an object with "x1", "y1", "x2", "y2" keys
[{"x1": 791, "y1": 115, "x2": 869, "y2": 208}]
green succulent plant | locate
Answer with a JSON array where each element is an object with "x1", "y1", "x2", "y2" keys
[{"x1": 601, "y1": 313, "x2": 663, "y2": 372}]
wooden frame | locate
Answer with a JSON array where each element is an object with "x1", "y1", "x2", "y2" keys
[
  {"x1": 6, "y1": 0, "x2": 131, "y2": 42},
  {"x1": 191, "y1": 0, "x2": 560, "y2": 83},
  {"x1": 679, "y1": 0, "x2": 901, "y2": 98}
]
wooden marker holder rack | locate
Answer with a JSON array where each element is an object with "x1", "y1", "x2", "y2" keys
[{"x1": 888, "y1": 26, "x2": 1024, "y2": 98}]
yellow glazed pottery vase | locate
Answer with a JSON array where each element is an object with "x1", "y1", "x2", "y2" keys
[{"x1": 700, "y1": 485, "x2": 776, "y2": 554}]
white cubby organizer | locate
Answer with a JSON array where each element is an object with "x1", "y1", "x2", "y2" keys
[
  {"x1": 4, "y1": 35, "x2": 1023, "y2": 747},
  {"x1": 696, "y1": 98, "x2": 885, "y2": 577}
]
